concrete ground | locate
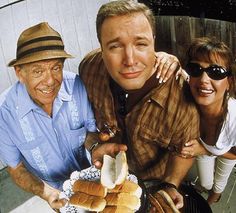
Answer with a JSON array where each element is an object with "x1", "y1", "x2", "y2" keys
[
  {"x1": 186, "y1": 163, "x2": 236, "y2": 213},
  {"x1": 0, "y1": 163, "x2": 235, "y2": 213}
]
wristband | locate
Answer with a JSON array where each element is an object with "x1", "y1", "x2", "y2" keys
[
  {"x1": 88, "y1": 142, "x2": 99, "y2": 154},
  {"x1": 158, "y1": 181, "x2": 178, "y2": 190}
]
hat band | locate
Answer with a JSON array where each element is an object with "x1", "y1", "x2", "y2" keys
[
  {"x1": 17, "y1": 36, "x2": 62, "y2": 51},
  {"x1": 17, "y1": 45, "x2": 65, "y2": 60}
]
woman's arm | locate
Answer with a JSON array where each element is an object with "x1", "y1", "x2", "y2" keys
[{"x1": 221, "y1": 147, "x2": 236, "y2": 159}]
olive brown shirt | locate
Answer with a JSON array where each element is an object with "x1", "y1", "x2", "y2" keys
[{"x1": 79, "y1": 49, "x2": 200, "y2": 180}]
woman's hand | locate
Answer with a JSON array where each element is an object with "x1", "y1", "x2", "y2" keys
[
  {"x1": 91, "y1": 143, "x2": 128, "y2": 169},
  {"x1": 180, "y1": 139, "x2": 209, "y2": 158},
  {"x1": 155, "y1": 52, "x2": 180, "y2": 83}
]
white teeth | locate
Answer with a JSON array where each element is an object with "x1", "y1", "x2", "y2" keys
[
  {"x1": 41, "y1": 90, "x2": 53, "y2": 94},
  {"x1": 199, "y1": 89, "x2": 213, "y2": 94}
]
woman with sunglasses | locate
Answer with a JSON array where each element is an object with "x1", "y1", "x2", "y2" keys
[{"x1": 180, "y1": 37, "x2": 236, "y2": 205}]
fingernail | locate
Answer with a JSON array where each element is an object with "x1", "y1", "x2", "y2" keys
[
  {"x1": 163, "y1": 77, "x2": 167, "y2": 83},
  {"x1": 159, "y1": 77, "x2": 163, "y2": 83},
  {"x1": 156, "y1": 73, "x2": 160, "y2": 79}
]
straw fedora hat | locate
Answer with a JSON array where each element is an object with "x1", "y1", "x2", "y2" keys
[{"x1": 8, "y1": 22, "x2": 72, "y2": 66}]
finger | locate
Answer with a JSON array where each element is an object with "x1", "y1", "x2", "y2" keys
[
  {"x1": 175, "y1": 195, "x2": 184, "y2": 209},
  {"x1": 51, "y1": 198, "x2": 67, "y2": 209},
  {"x1": 93, "y1": 160, "x2": 102, "y2": 169},
  {"x1": 181, "y1": 146, "x2": 192, "y2": 152},
  {"x1": 156, "y1": 59, "x2": 170, "y2": 83},
  {"x1": 104, "y1": 144, "x2": 128, "y2": 156},
  {"x1": 184, "y1": 140, "x2": 195, "y2": 147},
  {"x1": 157, "y1": 58, "x2": 180, "y2": 83},
  {"x1": 175, "y1": 67, "x2": 182, "y2": 80},
  {"x1": 162, "y1": 62, "x2": 180, "y2": 82},
  {"x1": 181, "y1": 150, "x2": 191, "y2": 156},
  {"x1": 93, "y1": 144, "x2": 128, "y2": 167}
]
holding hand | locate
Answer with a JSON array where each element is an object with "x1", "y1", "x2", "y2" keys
[
  {"x1": 164, "y1": 187, "x2": 183, "y2": 210},
  {"x1": 42, "y1": 182, "x2": 67, "y2": 212},
  {"x1": 149, "y1": 187, "x2": 182, "y2": 212},
  {"x1": 180, "y1": 139, "x2": 209, "y2": 158},
  {"x1": 155, "y1": 52, "x2": 180, "y2": 83},
  {"x1": 91, "y1": 143, "x2": 127, "y2": 169}
]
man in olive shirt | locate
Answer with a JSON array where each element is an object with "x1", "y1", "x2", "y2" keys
[{"x1": 79, "y1": 1, "x2": 199, "y2": 209}]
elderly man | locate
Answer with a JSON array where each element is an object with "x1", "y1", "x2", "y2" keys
[
  {"x1": 0, "y1": 22, "x2": 96, "y2": 211},
  {"x1": 79, "y1": 1, "x2": 200, "y2": 210}
]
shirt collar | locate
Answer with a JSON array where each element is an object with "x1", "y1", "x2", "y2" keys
[
  {"x1": 17, "y1": 80, "x2": 72, "y2": 118},
  {"x1": 110, "y1": 71, "x2": 171, "y2": 110}
]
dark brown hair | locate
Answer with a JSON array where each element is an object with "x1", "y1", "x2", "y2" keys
[{"x1": 96, "y1": 0, "x2": 155, "y2": 43}]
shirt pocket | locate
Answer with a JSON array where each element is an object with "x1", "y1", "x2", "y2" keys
[
  {"x1": 68, "y1": 126, "x2": 86, "y2": 150},
  {"x1": 68, "y1": 126, "x2": 89, "y2": 165}
]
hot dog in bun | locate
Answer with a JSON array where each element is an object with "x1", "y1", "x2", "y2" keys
[{"x1": 149, "y1": 190, "x2": 181, "y2": 213}]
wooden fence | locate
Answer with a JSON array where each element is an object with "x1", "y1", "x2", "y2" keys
[{"x1": 155, "y1": 16, "x2": 236, "y2": 65}]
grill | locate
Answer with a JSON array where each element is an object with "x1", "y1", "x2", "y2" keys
[{"x1": 139, "y1": 179, "x2": 212, "y2": 213}]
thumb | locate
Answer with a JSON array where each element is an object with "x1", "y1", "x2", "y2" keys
[
  {"x1": 93, "y1": 160, "x2": 102, "y2": 169},
  {"x1": 51, "y1": 198, "x2": 67, "y2": 209}
]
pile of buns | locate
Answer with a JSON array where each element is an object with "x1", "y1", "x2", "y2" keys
[{"x1": 69, "y1": 151, "x2": 142, "y2": 212}]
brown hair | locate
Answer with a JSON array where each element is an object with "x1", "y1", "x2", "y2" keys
[
  {"x1": 96, "y1": 0, "x2": 155, "y2": 43},
  {"x1": 186, "y1": 37, "x2": 234, "y2": 70}
]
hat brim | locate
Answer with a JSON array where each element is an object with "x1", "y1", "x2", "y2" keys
[{"x1": 8, "y1": 50, "x2": 73, "y2": 67}]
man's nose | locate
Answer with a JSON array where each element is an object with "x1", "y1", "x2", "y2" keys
[
  {"x1": 44, "y1": 70, "x2": 55, "y2": 85},
  {"x1": 123, "y1": 46, "x2": 135, "y2": 66}
]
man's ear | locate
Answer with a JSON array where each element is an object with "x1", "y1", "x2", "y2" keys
[{"x1": 14, "y1": 65, "x2": 25, "y2": 83}]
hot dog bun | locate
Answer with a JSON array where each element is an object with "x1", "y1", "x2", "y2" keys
[
  {"x1": 149, "y1": 194, "x2": 165, "y2": 213},
  {"x1": 72, "y1": 179, "x2": 107, "y2": 197},
  {"x1": 105, "y1": 192, "x2": 140, "y2": 210},
  {"x1": 101, "y1": 206, "x2": 134, "y2": 213},
  {"x1": 69, "y1": 191, "x2": 106, "y2": 212},
  {"x1": 101, "y1": 151, "x2": 128, "y2": 189},
  {"x1": 149, "y1": 190, "x2": 181, "y2": 213},
  {"x1": 158, "y1": 190, "x2": 180, "y2": 213},
  {"x1": 108, "y1": 180, "x2": 142, "y2": 198}
]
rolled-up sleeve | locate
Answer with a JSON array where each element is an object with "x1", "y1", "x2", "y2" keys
[{"x1": 0, "y1": 124, "x2": 21, "y2": 168}]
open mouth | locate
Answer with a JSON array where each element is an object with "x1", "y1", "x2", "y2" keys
[{"x1": 197, "y1": 88, "x2": 214, "y2": 96}]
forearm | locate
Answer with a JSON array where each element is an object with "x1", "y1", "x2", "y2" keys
[
  {"x1": 163, "y1": 154, "x2": 195, "y2": 187},
  {"x1": 7, "y1": 162, "x2": 44, "y2": 198},
  {"x1": 85, "y1": 132, "x2": 100, "y2": 151},
  {"x1": 221, "y1": 150, "x2": 236, "y2": 160}
]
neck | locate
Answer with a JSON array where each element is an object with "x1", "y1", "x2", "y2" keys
[{"x1": 199, "y1": 105, "x2": 223, "y2": 124}]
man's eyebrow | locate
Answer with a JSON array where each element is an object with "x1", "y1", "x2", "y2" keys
[
  {"x1": 135, "y1": 35, "x2": 150, "y2": 41},
  {"x1": 106, "y1": 37, "x2": 120, "y2": 46},
  {"x1": 106, "y1": 35, "x2": 150, "y2": 46}
]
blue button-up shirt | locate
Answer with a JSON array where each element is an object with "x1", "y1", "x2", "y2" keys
[{"x1": 0, "y1": 71, "x2": 96, "y2": 189}]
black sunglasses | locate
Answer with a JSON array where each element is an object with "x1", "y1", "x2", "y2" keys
[{"x1": 186, "y1": 62, "x2": 231, "y2": 80}]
